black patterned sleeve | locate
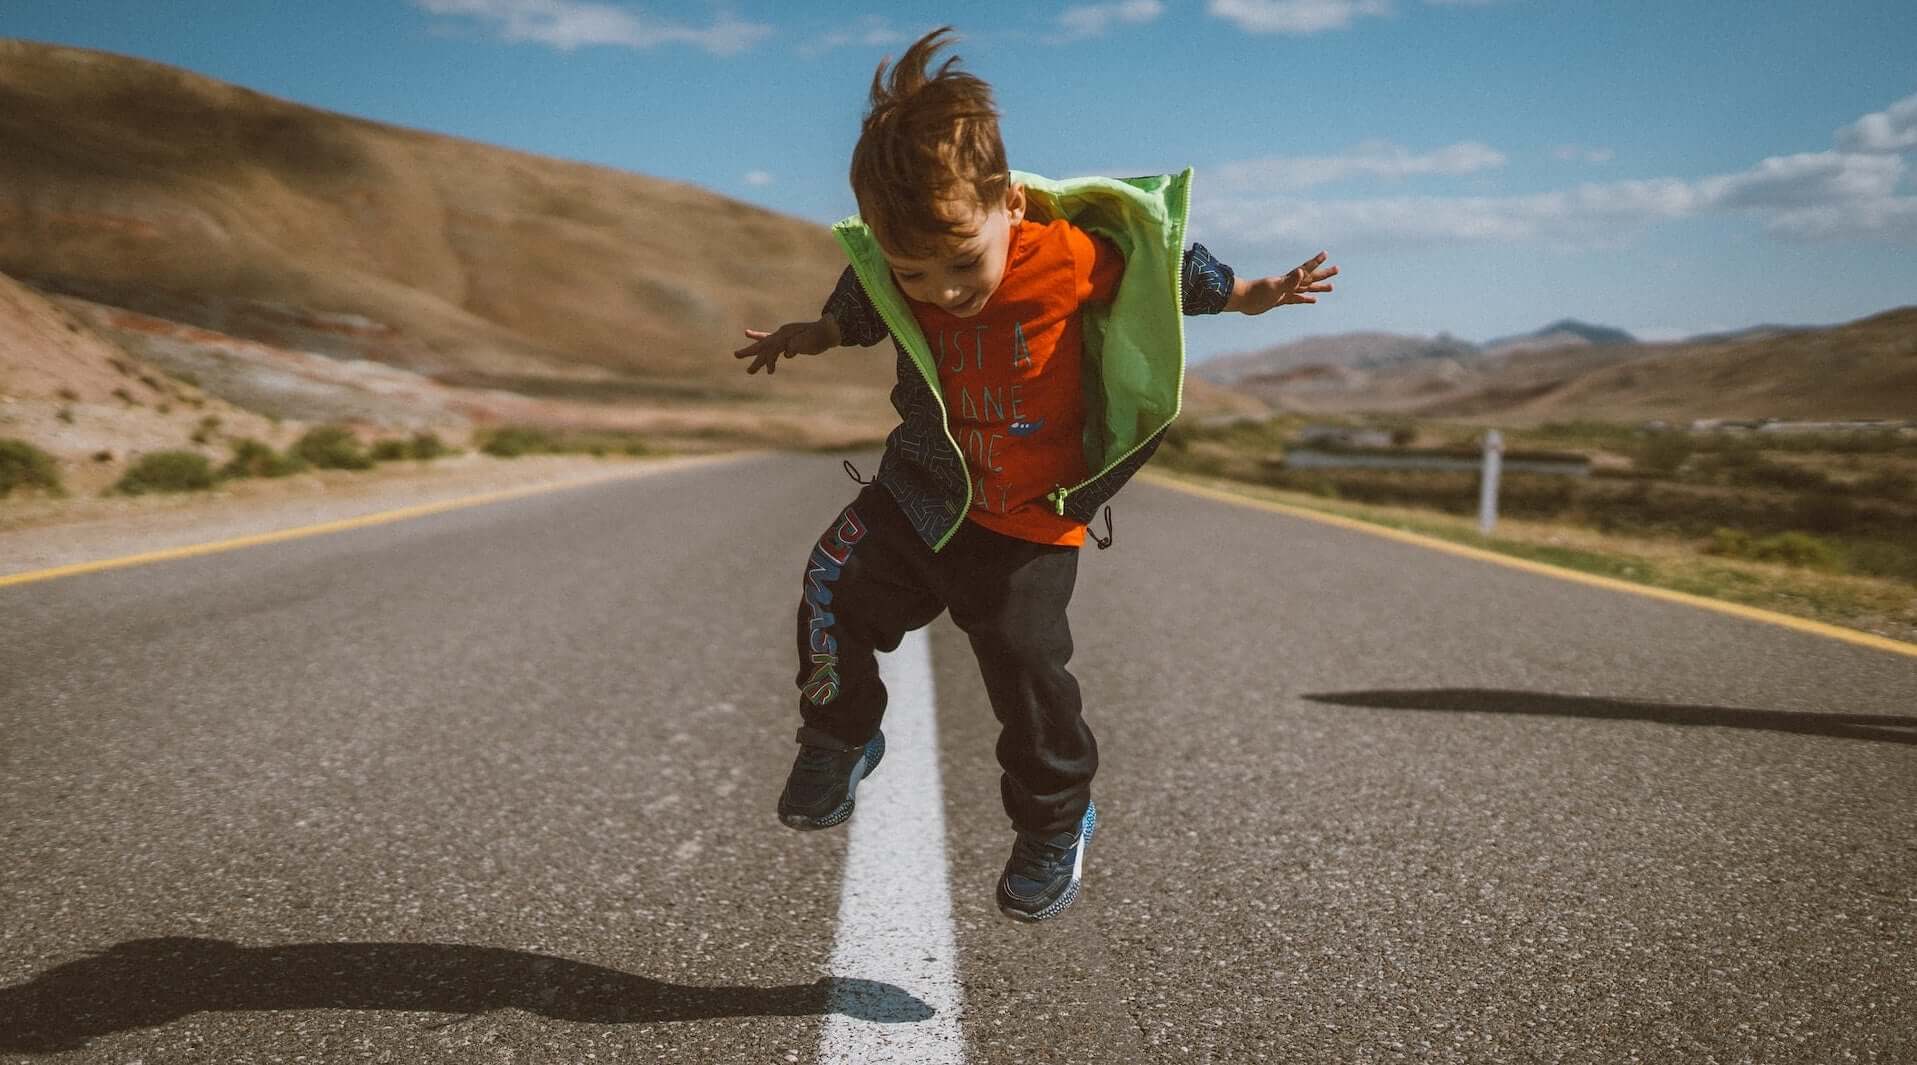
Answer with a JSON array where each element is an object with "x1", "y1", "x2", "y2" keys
[
  {"x1": 1181, "y1": 243, "x2": 1236, "y2": 316},
  {"x1": 821, "y1": 266, "x2": 890, "y2": 347}
]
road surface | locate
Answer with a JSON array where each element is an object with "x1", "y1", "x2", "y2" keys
[{"x1": 3, "y1": 453, "x2": 1912, "y2": 1063}]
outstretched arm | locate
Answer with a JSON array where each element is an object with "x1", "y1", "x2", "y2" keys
[
  {"x1": 733, "y1": 267, "x2": 889, "y2": 375},
  {"x1": 733, "y1": 316, "x2": 841, "y2": 375},
  {"x1": 1225, "y1": 251, "x2": 1338, "y2": 315}
]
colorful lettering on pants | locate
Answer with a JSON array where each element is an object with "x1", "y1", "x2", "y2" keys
[{"x1": 800, "y1": 505, "x2": 868, "y2": 706}]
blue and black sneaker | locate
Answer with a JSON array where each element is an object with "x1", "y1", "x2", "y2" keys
[
  {"x1": 777, "y1": 726, "x2": 885, "y2": 831},
  {"x1": 996, "y1": 801, "x2": 1098, "y2": 922}
]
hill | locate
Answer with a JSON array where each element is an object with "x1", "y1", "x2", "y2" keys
[
  {"x1": 0, "y1": 38, "x2": 892, "y2": 407},
  {"x1": 1213, "y1": 307, "x2": 1917, "y2": 422},
  {"x1": 1481, "y1": 319, "x2": 1636, "y2": 358},
  {"x1": 1436, "y1": 306, "x2": 1917, "y2": 422},
  {"x1": 0, "y1": 269, "x2": 306, "y2": 496},
  {"x1": 1194, "y1": 331, "x2": 1481, "y2": 386}
]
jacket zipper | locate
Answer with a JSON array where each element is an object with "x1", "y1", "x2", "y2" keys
[
  {"x1": 1045, "y1": 205, "x2": 1188, "y2": 519},
  {"x1": 836, "y1": 239, "x2": 973, "y2": 550}
]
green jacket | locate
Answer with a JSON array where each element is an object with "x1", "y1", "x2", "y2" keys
[{"x1": 833, "y1": 168, "x2": 1194, "y2": 551}]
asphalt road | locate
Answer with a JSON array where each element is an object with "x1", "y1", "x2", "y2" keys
[{"x1": 2, "y1": 452, "x2": 1913, "y2": 1063}]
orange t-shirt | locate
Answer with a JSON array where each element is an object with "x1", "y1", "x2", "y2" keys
[{"x1": 906, "y1": 219, "x2": 1125, "y2": 547}]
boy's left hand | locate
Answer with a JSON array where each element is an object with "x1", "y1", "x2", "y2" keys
[{"x1": 1227, "y1": 251, "x2": 1338, "y2": 315}]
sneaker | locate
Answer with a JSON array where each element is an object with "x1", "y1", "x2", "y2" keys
[
  {"x1": 777, "y1": 726, "x2": 885, "y2": 831},
  {"x1": 996, "y1": 801, "x2": 1098, "y2": 922}
]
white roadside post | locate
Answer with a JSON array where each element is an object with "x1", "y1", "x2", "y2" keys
[{"x1": 1479, "y1": 429, "x2": 1503, "y2": 536}]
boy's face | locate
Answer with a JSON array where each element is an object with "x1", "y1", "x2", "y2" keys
[{"x1": 881, "y1": 185, "x2": 1027, "y2": 319}]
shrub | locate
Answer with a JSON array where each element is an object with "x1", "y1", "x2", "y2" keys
[
  {"x1": 115, "y1": 450, "x2": 215, "y2": 495},
  {"x1": 0, "y1": 438, "x2": 64, "y2": 497},
  {"x1": 370, "y1": 439, "x2": 409, "y2": 462},
  {"x1": 409, "y1": 432, "x2": 449, "y2": 460},
  {"x1": 1633, "y1": 432, "x2": 1694, "y2": 476},
  {"x1": 1844, "y1": 539, "x2": 1917, "y2": 582},
  {"x1": 571, "y1": 431, "x2": 651, "y2": 457},
  {"x1": 220, "y1": 438, "x2": 306, "y2": 479},
  {"x1": 1703, "y1": 527, "x2": 1839, "y2": 569},
  {"x1": 1704, "y1": 528, "x2": 1753, "y2": 558},
  {"x1": 294, "y1": 425, "x2": 373, "y2": 470},
  {"x1": 1725, "y1": 458, "x2": 1832, "y2": 493},
  {"x1": 1751, "y1": 532, "x2": 1840, "y2": 568},
  {"x1": 481, "y1": 426, "x2": 555, "y2": 458}
]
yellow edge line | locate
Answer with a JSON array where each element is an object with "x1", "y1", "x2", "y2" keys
[
  {"x1": 1142, "y1": 470, "x2": 1917, "y2": 661},
  {"x1": 0, "y1": 456, "x2": 738, "y2": 591}
]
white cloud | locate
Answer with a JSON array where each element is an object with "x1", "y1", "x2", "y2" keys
[
  {"x1": 1206, "y1": 0, "x2": 1501, "y2": 34},
  {"x1": 1698, "y1": 151, "x2": 1904, "y2": 210},
  {"x1": 744, "y1": 170, "x2": 774, "y2": 187},
  {"x1": 414, "y1": 0, "x2": 770, "y2": 56},
  {"x1": 1767, "y1": 197, "x2": 1917, "y2": 242},
  {"x1": 1214, "y1": 140, "x2": 1506, "y2": 190},
  {"x1": 1836, "y1": 91, "x2": 1917, "y2": 154},
  {"x1": 1553, "y1": 144, "x2": 1615, "y2": 164},
  {"x1": 1196, "y1": 94, "x2": 1917, "y2": 250},
  {"x1": 1197, "y1": 158, "x2": 1913, "y2": 251},
  {"x1": 1196, "y1": 178, "x2": 1702, "y2": 250},
  {"x1": 1206, "y1": 0, "x2": 1391, "y2": 35},
  {"x1": 1056, "y1": 0, "x2": 1167, "y2": 41},
  {"x1": 801, "y1": 15, "x2": 912, "y2": 56}
]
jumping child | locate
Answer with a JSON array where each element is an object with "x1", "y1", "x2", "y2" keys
[{"x1": 735, "y1": 27, "x2": 1336, "y2": 922}]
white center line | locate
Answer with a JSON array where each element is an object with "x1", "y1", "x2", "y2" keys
[{"x1": 820, "y1": 627, "x2": 967, "y2": 1064}]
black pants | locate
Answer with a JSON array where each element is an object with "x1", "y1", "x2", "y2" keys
[{"x1": 795, "y1": 483, "x2": 1094, "y2": 837}]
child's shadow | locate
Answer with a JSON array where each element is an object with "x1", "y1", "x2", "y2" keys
[{"x1": 0, "y1": 937, "x2": 932, "y2": 1053}]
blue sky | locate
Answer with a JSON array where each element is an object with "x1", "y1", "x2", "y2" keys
[{"x1": 6, "y1": 0, "x2": 1915, "y2": 359}]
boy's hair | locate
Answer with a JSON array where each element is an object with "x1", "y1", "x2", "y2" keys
[{"x1": 849, "y1": 27, "x2": 1010, "y2": 257}]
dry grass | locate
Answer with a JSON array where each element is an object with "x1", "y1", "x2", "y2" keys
[{"x1": 1158, "y1": 469, "x2": 1917, "y2": 645}]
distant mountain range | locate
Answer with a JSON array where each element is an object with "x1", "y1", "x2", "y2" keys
[
  {"x1": 1193, "y1": 309, "x2": 1917, "y2": 422},
  {"x1": 1482, "y1": 319, "x2": 1637, "y2": 355},
  {"x1": 1197, "y1": 319, "x2": 1645, "y2": 386}
]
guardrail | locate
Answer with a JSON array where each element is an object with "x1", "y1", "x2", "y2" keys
[{"x1": 1277, "y1": 433, "x2": 1592, "y2": 534}]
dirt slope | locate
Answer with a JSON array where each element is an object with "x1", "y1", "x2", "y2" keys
[
  {"x1": 0, "y1": 38, "x2": 886, "y2": 396},
  {"x1": 1420, "y1": 307, "x2": 1917, "y2": 422},
  {"x1": 0, "y1": 270, "x2": 302, "y2": 495}
]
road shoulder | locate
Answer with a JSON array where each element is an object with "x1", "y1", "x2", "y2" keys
[{"x1": 0, "y1": 451, "x2": 744, "y2": 577}]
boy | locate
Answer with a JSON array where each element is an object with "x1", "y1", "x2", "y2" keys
[{"x1": 735, "y1": 27, "x2": 1335, "y2": 922}]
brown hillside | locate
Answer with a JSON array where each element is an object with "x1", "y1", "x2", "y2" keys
[
  {"x1": 0, "y1": 269, "x2": 303, "y2": 495},
  {"x1": 1219, "y1": 308, "x2": 1917, "y2": 422},
  {"x1": 1424, "y1": 307, "x2": 1917, "y2": 422},
  {"x1": 0, "y1": 38, "x2": 888, "y2": 398}
]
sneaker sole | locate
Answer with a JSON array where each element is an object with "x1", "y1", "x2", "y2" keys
[
  {"x1": 997, "y1": 801, "x2": 1098, "y2": 923},
  {"x1": 779, "y1": 732, "x2": 885, "y2": 831}
]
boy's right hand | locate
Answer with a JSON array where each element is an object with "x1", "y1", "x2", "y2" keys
[{"x1": 735, "y1": 316, "x2": 841, "y2": 375}]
